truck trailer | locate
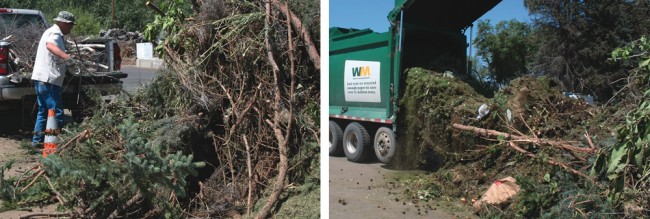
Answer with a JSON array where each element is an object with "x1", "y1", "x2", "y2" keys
[{"x1": 329, "y1": 0, "x2": 501, "y2": 163}]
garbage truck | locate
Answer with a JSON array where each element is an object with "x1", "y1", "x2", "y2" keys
[{"x1": 329, "y1": 0, "x2": 501, "y2": 163}]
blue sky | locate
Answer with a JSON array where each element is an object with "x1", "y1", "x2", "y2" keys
[{"x1": 329, "y1": 0, "x2": 531, "y2": 34}]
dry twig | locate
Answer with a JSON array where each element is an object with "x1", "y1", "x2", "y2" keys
[
  {"x1": 244, "y1": 135, "x2": 253, "y2": 216},
  {"x1": 508, "y1": 141, "x2": 592, "y2": 181},
  {"x1": 452, "y1": 123, "x2": 597, "y2": 182},
  {"x1": 584, "y1": 131, "x2": 596, "y2": 150},
  {"x1": 256, "y1": 1, "x2": 294, "y2": 218},
  {"x1": 107, "y1": 191, "x2": 143, "y2": 219},
  {"x1": 453, "y1": 124, "x2": 595, "y2": 154},
  {"x1": 19, "y1": 170, "x2": 44, "y2": 193},
  {"x1": 19, "y1": 212, "x2": 71, "y2": 219}
]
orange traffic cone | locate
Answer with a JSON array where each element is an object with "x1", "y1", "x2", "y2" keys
[{"x1": 43, "y1": 109, "x2": 58, "y2": 157}]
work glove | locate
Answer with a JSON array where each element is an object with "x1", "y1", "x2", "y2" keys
[
  {"x1": 64, "y1": 56, "x2": 83, "y2": 67},
  {"x1": 63, "y1": 55, "x2": 84, "y2": 75}
]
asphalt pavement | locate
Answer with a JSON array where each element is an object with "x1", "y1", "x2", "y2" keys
[
  {"x1": 329, "y1": 156, "x2": 460, "y2": 219},
  {"x1": 120, "y1": 65, "x2": 158, "y2": 93}
]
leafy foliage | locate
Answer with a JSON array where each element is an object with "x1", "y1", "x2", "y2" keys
[
  {"x1": 66, "y1": 7, "x2": 101, "y2": 36},
  {"x1": 591, "y1": 37, "x2": 650, "y2": 213},
  {"x1": 474, "y1": 19, "x2": 536, "y2": 84},
  {"x1": 395, "y1": 67, "x2": 489, "y2": 169},
  {"x1": 524, "y1": 0, "x2": 650, "y2": 99},
  {"x1": 0, "y1": 68, "x2": 207, "y2": 217},
  {"x1": 2, "y1": 0, "x2": 160, "y2": 35}
]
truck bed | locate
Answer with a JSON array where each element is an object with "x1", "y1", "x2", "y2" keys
[{"x1": 0, "y1": 72, "x2": 126, "y2": 101}]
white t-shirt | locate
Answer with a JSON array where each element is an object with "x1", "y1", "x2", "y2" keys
[{"x1": 32, "y1": 25, "x2": 67, "y2": 87}]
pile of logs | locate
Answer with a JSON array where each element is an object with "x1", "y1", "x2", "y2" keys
[{"x1": 99, "y1": 28, "x2": 143, "y2": 42}]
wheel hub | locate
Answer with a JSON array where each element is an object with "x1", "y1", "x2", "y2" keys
[
  {"x1": 345, "y1": 132, "x2": 358, "y2": 153},
  {"x1": 376, "y1": 132, "x2": 391, "y2": 156}
]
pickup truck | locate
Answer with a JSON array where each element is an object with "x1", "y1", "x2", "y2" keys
[{"x1": 0, "y1": 8, "x2": 127, "y2": 128}]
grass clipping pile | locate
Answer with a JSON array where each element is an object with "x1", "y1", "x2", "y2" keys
[
  {"x1": 0, "y1": 1, "x2": 319, "y2": 218},
  {"x1": 394, "y1": 68, "x2": 630, "y2": 218}
]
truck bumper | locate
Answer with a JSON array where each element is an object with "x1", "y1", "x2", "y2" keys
[{"x1": 0, "y1": 84, "x2": 34, "y2": 101}]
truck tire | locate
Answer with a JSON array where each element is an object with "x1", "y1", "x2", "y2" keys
[
  {"x1": 374, "y1": 127, "x2": 396, "y2": 164},
  {"x1": 329, "y1": 121, "x2": 344, "y2": 156},
  {"x1": 343, "y1": 122, "x2": 371, "y2": 162}
]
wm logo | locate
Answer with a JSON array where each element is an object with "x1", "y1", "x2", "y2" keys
[{"x1": 351, "y1": 66, "x2": 371, "y2": 77}]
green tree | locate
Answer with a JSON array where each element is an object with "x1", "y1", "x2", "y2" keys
[
  {"x1": 474, "y1": 19, "x2": 535, "y2": 84},
  {"x1": 3, "y1": 0, "x2": 160, "y2": 33},
  {"x1": 67, "y1": 7, "x2": 101, "y2": 36},
  {"x1": 525, "y1": 0, "x2": 650, "y2": 99}
]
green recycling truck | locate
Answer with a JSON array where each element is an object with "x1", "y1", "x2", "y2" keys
[{"x1": 329, "y1": 0, "x2": 501, "y2": 163}]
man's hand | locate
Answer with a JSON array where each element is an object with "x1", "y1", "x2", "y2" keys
[{"x1": 64, "y1": 55, "x2": 82, "y2": 66}]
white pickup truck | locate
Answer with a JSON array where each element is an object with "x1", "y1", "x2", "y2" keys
[{"x1": 0, "y1": 8, "x2": 127, "y2": 128}]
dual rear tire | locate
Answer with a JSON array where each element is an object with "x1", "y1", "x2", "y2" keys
[
  {"x1": 329, "y1": 121, "x2": 343, "y2": 156},
  {"x1": 329, "y1": 121, "x2": 396, "y2": 164}
]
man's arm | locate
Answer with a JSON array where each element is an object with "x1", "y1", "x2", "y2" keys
[{"x1": 46, "y1": 42, "x2": 71, "y2": 60}]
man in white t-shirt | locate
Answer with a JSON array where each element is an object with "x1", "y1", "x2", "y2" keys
[{"x1": 31, "y1": 11, "x2": 76, "y2": 147}]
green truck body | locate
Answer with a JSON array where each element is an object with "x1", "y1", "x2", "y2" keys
[{"x1": 329, "y1": 0, "x2": 501, "y2": 163}]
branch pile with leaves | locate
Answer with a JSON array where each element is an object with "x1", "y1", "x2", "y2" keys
[
  {"x1": 1, "y1": 0, "x2": 320, "y2": 218},
  {"x1": 591, "y1": 36, "x2": 650, "y2": 211}
]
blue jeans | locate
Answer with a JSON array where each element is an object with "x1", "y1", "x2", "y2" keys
[{"x1": 32, "y1": 80, "x2": 64, "y2": 145}]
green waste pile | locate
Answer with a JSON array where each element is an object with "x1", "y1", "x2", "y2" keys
[
  {"x1": 0, "y1": 0, "x2": 320, "y2": 218},
  {"x1": 395, "y1": 67, "x2": 489, "y2": 169},
  {"x1": 393, "y1": 67, "x2": 649, "y2": 218}
]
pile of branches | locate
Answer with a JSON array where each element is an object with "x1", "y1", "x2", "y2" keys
[
  {"x1": 1, "y1": 0, "x2": 319, "y2": 218},
  {"x1": 394, "y1": 68, "x2": 633, "y2": 217},
  {"x1": 452, "y1": 123, "x2": 597, "y2": 181},
  {"x1": 99, "y1": 28, "x2": 143, "y2": 42},
  {"x1": 1, "y1": 24, "x2": 114, "y2": 74},
  {"x1": 0, "y1": 24, "x2": 43, "y2": 72},
  {"x1": 160, "y1": 0, "x2": 320, "y2": 217}
]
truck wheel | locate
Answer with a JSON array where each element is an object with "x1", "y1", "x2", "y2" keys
[
  {"x1": 343, "y1": 122, "x2": 371, "y2": 162},
  {"x1": 329, "y1": 121, "x2": 344, "y2": 156},
  {"x1": 374, "y1": 127, "x2": 396, "y2": 164}
]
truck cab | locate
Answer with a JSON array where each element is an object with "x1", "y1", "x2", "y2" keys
[{"x1": 0, "y1": 8, "x2": 48, "y2": 30}]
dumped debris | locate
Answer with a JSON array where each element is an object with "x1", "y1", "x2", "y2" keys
[
  {"x1": 476, "y1": 103, "x2": 490, "y2": 120},
  {"x1": 99, "y1": 28, "x2": 144, "y2": 42},
  {"x1": 0, "y1": 25, "x2": 42, "y2": 72},
  {"x1": 2, "y1": 26, "x2": 121, "y2": 74},
  {"x1": 473, "y1": 176, "x2": 520, "y2": 210},
  {"x1": 392, "y1": 67, "x2": 632, "y2": 218},
  {"x1": 394, "y1": 67, "x2": 490, "y2": 169},
  {"x1": 0, "y1": 0, "x2": 320, "y2": 218}
]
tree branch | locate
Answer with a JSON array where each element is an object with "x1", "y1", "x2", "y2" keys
[
  {"x1": 452, "y1": 123, "x2": 594, "y2": 153},
  {"x1": 270, "y1": 0, "x2": 320, "y2": 71},
  {"x1": 19, "y1": 212, "x2": 71, "y2": 219},
  {"x1": 452, "y1": 123, "x2": 597, "y2": 182},
  {"x1": 256, "y1": 1, "x2": 292, "y2": 218}
]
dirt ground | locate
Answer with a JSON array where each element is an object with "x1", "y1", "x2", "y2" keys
[
  {"x1": 0, "y1": 66, "x2": 157, "y2": 218},
  {"x1": 0, "y1": 126, "x2": 59, "y2": 218},
  {"x1": 329, "y1": 156, "x2": 477, "y2": 219}
]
